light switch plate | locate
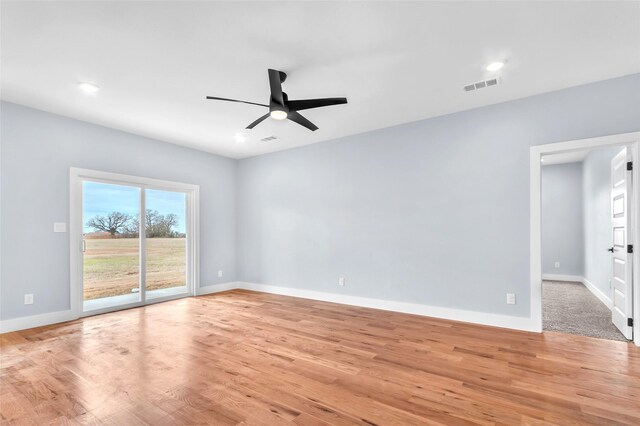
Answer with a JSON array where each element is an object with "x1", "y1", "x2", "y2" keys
[{"x1": 54, "y1": 222, "x2": 67, "y2": 233}]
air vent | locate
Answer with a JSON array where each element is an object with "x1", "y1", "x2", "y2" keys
[
  {"x1": 260, "y1": 136, "x2": 278, "y2": 142},
  {"x1": 463, "y1": 77, "x2": 501, "y2": 92}
]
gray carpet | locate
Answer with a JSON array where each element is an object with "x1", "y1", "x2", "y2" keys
[{"x1": 543, "y1": 280, "x2": 627, "y2": 342}]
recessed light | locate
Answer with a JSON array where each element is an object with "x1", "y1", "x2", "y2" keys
[
  {"x1": 77, "y1": 82, "x2": 100, "y2": 94},
  {"x1": 270, "y1": 110, "x2": 288, "y2": 120},
  {"x1": 234, "y1": 133, "x2": 246, "y2": 143},
  {"x1": 486, "y1": 62, "x2": 504, "y2": 72}
]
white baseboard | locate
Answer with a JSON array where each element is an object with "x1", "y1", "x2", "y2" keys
[
  {"x1": 1, "y1": 281, "x2": 240, "y2": 334},
  {"x1": 581, "y1": 277, "x2": 613, "y2": 310},
  {"x1": 542, "y1": 274, "x2": 583, "y2": 282},
  {"x1": 542, "y1": 274, "x2": 613, "y2": 311},
  {"x1": 236, "y1": 282, "x2": 537, "y2": 332},
  {"x1": 0, "y1": 309, "x2": 76, "y2": 334},
  {"x1": 196, "y1": 281, "x2": 241, "y2": 296},
  {"x1": 2, "y1": 281, "x2": 537, "y2": 334}
]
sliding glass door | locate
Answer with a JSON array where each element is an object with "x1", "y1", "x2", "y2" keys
[
  {"x1": 74, "y1": 169, "x2": 197, "y2": 315},
  {"x1": 82, "y1": 181, "x2": 142, "y2": 311},
  {"x1": 145, "y1": 189, "x2": 188, "y2": 300}
]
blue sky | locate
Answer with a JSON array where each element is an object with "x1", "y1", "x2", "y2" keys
[{"x1": 83, "y1": 181, "x2": 186, "y2": 233}]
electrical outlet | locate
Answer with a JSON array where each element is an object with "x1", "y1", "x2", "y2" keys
[
  {"x1": 506, "y1": 293, "x2": 516, "y2": 305},
  {"x1": 338, "y1": 277, "x2": 345, "y2": 286},
  {"x1": 218, "y1": 270, "x2": 223, "y2": 278},
  {"x1": 53, "y1": 222, "x2": 67, "y2": 233},
  {"x1": 24, "y1": 294, "x2": 34, "y2": 305},
  {"x1": 554, "y1": 261, "x2": 560, "y2": 268}
]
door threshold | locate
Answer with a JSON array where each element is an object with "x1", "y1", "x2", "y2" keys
[{"x1": 81, "y1": 291, "x2": 191, "y2": 317}]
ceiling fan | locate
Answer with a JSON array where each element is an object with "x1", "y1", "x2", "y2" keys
[{"x1": 206, "y1": 69, "x2": 347, "y2": 131}]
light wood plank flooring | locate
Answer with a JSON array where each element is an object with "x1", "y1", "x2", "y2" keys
[{"x1": 1, "y1": 290, "x2": 639, "y2": 425}]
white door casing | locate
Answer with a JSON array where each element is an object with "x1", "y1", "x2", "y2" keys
[
  {"x1": 611, "y1": 148, "x2": 633, "y2": 340},
  {"x1": 530, "y1": 132, "x2": 640, "y2": 346}
]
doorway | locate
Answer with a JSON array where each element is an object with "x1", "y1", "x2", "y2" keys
[
  {"x1": 540, "y1": 146, "x2": 629, "y2": 341},
  {"x1": 530, "y1": 132, "x2": 640, "y2": 346},
  {"x1": 70, "y1": 168, "x2": 199, "y2": 316}
]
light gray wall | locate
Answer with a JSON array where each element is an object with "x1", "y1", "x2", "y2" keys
[
  {"x1": 2, "y1": 74, "x2": 639, "y2": 323},
  {"x1": 237, "y1": 73, "x2": 640, "y2": 318},
  {"x1": 0, "y1": 102, "x2": 237, "y2": 320},
  {"x1": 541, "y1": 163, "x2": 584, "y2": 276},
  {"x1": 583, "y1": 146, "x2": 622, "y2": 298}
]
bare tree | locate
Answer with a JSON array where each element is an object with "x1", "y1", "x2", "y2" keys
[
  {"x1": 86, "y1": 212, "x2": 132, "y2": 237},
  {"x1": 122, "y1": 216, "x2": 140, "y2": 237},
  {"x1": 145, "y1": 210, "x2": 181, "y2": 238},
  {"x1": 164, "y1": 213, "x2": 178, "y2": 235}
]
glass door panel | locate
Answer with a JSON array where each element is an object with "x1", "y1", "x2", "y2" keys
[
  {"x1": 82, "y1": 181, "x2": 141, "y2": 312},
  {"x1": 145, "y1": 189, "x2": 188, "y2": 299}
]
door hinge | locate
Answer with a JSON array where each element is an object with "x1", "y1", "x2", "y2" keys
[
  {"x1": 627, "y1": 161, "x2": 633, "y2": 171},
  {"x1": 628, "y1": 244, "x2": 633, "y2": 253},
  {"x1": 628, "y1": 318, "x2": 634, "y2": 327}
]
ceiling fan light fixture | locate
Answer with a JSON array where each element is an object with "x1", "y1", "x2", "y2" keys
[{"x1": 270, "y1": 110, "x2": 288, "y2": 120}]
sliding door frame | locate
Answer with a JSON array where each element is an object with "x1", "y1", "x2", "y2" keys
[{"x1": 69, "y1": 167, "x2": 200, "y2": 318}]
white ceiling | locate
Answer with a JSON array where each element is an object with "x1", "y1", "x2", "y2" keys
[{"x1": 2, "y1": 1, "x2": 639, "y2": 159}]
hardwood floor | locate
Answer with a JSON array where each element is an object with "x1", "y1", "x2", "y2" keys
[{"x1": 1, "y1": 290, "x2": 639, "y2": 425}]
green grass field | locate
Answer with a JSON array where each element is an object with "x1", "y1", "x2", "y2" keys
[{"x1": 83, "y1": 238, "x2": 186, "y2": 300}]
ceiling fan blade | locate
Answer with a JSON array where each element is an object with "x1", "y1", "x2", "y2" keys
[
  {"x1": 287, "y1": 111, "x2": 318, "y2": 131},
  {"x1": 268, "y1": 69, "x2": 285, "y2": 106},
  {"x1": 287, "y1": 97, "x2": 347, "y2": 111},
  {"x1": 246, "y1": 113, "x2": 270, "y2": 129},
  {"x1": 206, "y1": 96, "x2": 268, "y2": 108}
]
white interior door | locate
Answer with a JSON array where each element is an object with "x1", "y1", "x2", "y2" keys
[{"x1": 611, "y1": 147, "x2": 633, "y2": 340}]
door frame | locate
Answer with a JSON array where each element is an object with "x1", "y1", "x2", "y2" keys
[
  {"x1": 69, "y1": 167, "x2": 200, "y2": 317},
  {"x1": 530, "y1": 131, "x2": 640, "y2": 346}
]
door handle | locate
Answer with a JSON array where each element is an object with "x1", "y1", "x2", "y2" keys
[
  {"x1": 82, "y1": 240, "x2": 86, "y2": 252},
  {"x1": 607, "y1": 247, "x2": 615, "y2": 253}
]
